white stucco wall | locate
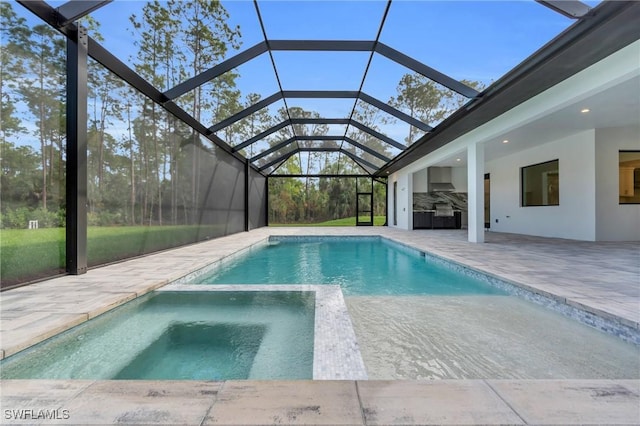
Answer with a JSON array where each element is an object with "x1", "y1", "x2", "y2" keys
[
  {"x1": 388, "y1": 173, "x2": 412, "y2": 229},
  {"x1": 486, "y1": 130, "x2": 597, "y2": 240},
  {"x1": 451, "y1": 167, "x2": 468, "y2": 192},
  {"x1": 595, "y1": 126, "x2": 640, "y2": 241},
  {"x1": 412, "y1": 168, "x2": 429, "y2": 192}
]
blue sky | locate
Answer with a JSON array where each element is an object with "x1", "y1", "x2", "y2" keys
[
  {"x1": 11, "y1": 0, "x2": 587, "y2": 144},
  {"x1": 79, "y1": 0, "x2": 577, "y2": 98}
]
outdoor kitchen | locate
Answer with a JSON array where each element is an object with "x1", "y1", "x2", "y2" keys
[{"x1": 412, "y1": 166, "x2": 468, "y2": 229}]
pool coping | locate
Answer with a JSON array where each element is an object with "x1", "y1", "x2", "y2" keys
[{"x1": 159, "y1": 284, "x2": 368, "y2": 380}]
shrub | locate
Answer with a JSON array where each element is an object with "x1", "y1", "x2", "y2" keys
[{"x1": 1, "y1": 206, "x2": 62, "y2": 228}]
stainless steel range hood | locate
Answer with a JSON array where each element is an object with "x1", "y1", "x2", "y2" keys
[
  {"x1": 429, "y1": 182, "x2": 456, "y2": 192},
  {"x1": 428, "y1": 167, "x2": 456, "y2": 192}
]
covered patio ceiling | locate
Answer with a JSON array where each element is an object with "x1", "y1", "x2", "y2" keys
[{"x1": 20, "y1": 0, "x2": 620, "y2": 178}]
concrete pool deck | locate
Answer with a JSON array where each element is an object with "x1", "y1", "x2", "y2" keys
[{"x1": 1, "y1": 227, "x2": 639, "y2": 424}]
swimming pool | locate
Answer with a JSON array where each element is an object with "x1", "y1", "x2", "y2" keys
[
  {"x1": 0, "y1": 291, "x2": 315, "y2": 380},
  {"x1": 193, "y1": 236, "x2": 505, "y2": 296},
  {"x1": 186, "y1": 236, "x2": 640, "y2": 380}
]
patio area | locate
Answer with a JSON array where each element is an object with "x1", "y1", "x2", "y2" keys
[{"x1": 1, "y1": 227, "x2": 639, "y2": 424}]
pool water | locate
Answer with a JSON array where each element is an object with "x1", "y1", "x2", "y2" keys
[
  {"x1": 195, "y1": 237, "x2": 505, "y2": 296},
  {"x1": 0, "y1": 291, "x2": 315, "y2": 380},
  {"x1": 191, "y1": 236, "x2": 639, "y2": 380}
]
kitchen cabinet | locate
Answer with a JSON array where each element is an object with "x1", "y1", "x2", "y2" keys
[
  {"x1": 413, "y1": 211, "x2": 433, "y2": 229},
  {"x1": 413, "y1": 211, "x2": 462, "y2": 229}
]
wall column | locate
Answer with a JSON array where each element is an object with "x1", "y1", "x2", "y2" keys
[
  {"x1": 66, "y1": 25, "x2": 88, "y2": 274},
  {"x1": 467, "y1": 143, "x2": 485, "y2": 243}
]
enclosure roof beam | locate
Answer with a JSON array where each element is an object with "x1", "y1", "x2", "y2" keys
[
  {"x1": 268, "y1": 40, "x2": 376, "y2": 51},
  {"x1": 290, "y1": 118, "x2": 350, "y2": 125},
  {"x1": 295, "y1": 135, "x2": 344, "y2": 141},
  {"x1": 236, "y1": 117, "x2": 404, "y2": 153},
  {"x1": 341, "y1": 149, "x2": 377, "y2": 173},
  {"x1": 297, "y1": 147, "x2": 341, "y2": 152},
  {"x1": 56, "y1": 0, "x2": 112, "y2": 26},
  {"x1": 250, "y1": 134, "x2": 389, "y2": 164},
  {"x1": 249, "y1": 137, "x2": 296, "y2": 162},
  {"x1": 343, "y1": 137, "x2": 391, "y2": 162},
  {"x1": 359, "y1": 93, "x2": 432, "y2": 132},
  {"x1": 536, "y1": 0, "x2": 592, "y2": 18},
  {"x1": 259, "y1": 148, "x2": 298, "y2": 172},
  {"x1": 282, "y1": 90, "x2": 360, "y2": 98},
  {"x1": 297, "y1": 147, "x2": 379, "y2": 171},
  {"x1": 209, "y1": 92, "x2": 283, "y2": 133},
  {"x1": 271, "y1": 174, "x2": 373, "y2": 178},
  {"x1": 374, "y1": 43, "x2": 479, "y2": 99},
  {"x1": 164, "y1": 41, "x2": 268, "y2": 100},
  {"x1": 288, "y1": 118, "x2": 405, "y2": 149},
  {"x1": 259, "y1": 146, "x2": 376, "y2": 175},
  {"x1": 349, "y1": 120, "x2": 406, "y2": 150},
  {"x1": 209, "y1": 90, "x2": 431, "y2": 134},
  {"x1": 233, "y1": 120, "x2": 291, "y2": 152},
  {"x1": 271, "y1": 134, "x2": 390, "y2": 162}
]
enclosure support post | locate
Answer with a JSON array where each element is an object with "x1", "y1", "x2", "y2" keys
[
  {"x1": 384, "y1": 178, "x2": 388, "y2": 226},
  {"x1": 244, "y1": 159, "x2": 250, "y2": 232},
  {"x1": 265, "y1": 176, "x2": 270, "y2": 226},
  {"x1": 66, "y1": 25, "x2": 89, "y2": 274}
]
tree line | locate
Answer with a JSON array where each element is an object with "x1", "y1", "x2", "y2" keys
[{"x1": 0, "y1": 1, "x2": 483, "y2": 229}]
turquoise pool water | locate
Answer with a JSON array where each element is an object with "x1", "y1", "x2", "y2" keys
[
  {"x1": 194, "y1": 237, "x2": 505, "y2": 296},
  {"x1": 0, "y1": 291, "x2": 315, "y2": 380}
]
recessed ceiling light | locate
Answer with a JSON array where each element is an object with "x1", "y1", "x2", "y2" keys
[
  {"x1": 502, "y1": 139, "x2": 509, "y2": 144},
  {"x1": 456, "y1": 158, "x2": 461, "y2": 162},
  {"x1": 581, "y1": 108, "x2": 590, "y2": 113}
]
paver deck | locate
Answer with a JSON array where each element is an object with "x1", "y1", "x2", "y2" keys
[
  {"x1": 1, "y1": 227, "x2": 639, "y2": 424},
  {"x1": 1, "y1": 379, "x2": 639, "y2": 424}
]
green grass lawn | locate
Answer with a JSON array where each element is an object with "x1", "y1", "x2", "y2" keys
[
  {"x1": 1, "y1": 216, "x2": 387, "y2": 287},
  {"x1": 0, "y1": 225, "x2": 224, "y2": 287},
  {"x1": 270, "y1": 215, "x2": 387, "y2": 227}
]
